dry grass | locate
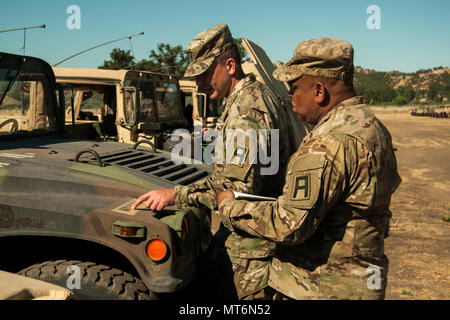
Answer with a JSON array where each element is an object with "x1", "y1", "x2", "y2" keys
[{"x1": 374, "y1": 111, "x2": 450, "y2": 300}]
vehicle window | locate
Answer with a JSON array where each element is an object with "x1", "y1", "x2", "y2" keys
[
  {"x1": 184, "y1": 94, "x2": 193, "y2": 108},
  {"x1": 123, "y1": 88, "x2": 136, "y2": 124},
  {"x1": 58, "y1": 89, "x2": 74, "y2": 110},
  {"x1": 79, "y1": 91, "x2": 103, "y2": 120},
  {"x1": 59, "y1": 88, "x2": 74, "y2": 121},
  {"x1": 155, "y1": 82, "x2": 181, "y2": 120},
  {"x1": 0, "y1": 69, "x2": 18, "y2": 101},
  {"x1": 138, "y1": 81, "x2": 155, "y2": 121},
  {"x1": 0, "y1": 69, "x2": 8, "y2": 95},
  {"x1": 0, "y1": 71, "x2": 57, "y2": 135}
]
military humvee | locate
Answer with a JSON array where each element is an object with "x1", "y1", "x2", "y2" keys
[
  {"x1": 53, "y1": 67, "x2": 190, "y2": 151},
  {"x1": 0, "y1": 52, "x2": 212, "y2": 300},
  {"x1": 52, "y1": 67, "x2": 226, "y2": 162}
]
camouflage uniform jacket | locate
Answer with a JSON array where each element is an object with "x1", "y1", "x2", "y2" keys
[
  {"x1": 174, "y1": 73, "x2": 295, "y2": 298},
  {"x1": 219, "y1": 96, "x2": 402, "y2": 299}
]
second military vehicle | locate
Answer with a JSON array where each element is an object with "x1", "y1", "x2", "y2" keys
[{"x1": 53, "y1": 39, "x2": 310, "y2": 154}]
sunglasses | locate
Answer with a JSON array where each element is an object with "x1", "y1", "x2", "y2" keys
[
  {"x1": 288, "y1": 84, "x2": 300, "y2": 96},
  {"x1": 287, "y1": 77, "x2": 302, "y2": 95}
]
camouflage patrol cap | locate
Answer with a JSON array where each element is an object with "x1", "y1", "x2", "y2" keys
[
  {"x1": 273, "y1": 37, "x2": 354, "y2": 82},
  {"x1": 184, "y1": 24, "x2": 235, "y2": 78}
]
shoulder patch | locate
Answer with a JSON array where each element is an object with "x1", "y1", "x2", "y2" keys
[
  {"x1": 221, "y1": 144, "x2": 252, "y2": 181},
  {"x1": 231, "y1": 145, "x2": 248, "y2": 167},
  {"x1": 291, "y1": 174, "x2": 311, "y2": 200},
  {"x1": 285, "y1": 153, "x2": 327, "y2": 209}
]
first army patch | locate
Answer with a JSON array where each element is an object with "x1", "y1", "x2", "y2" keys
[
  {"x1": 291, "y1": 173, "x2": 311, "y2": 200},
  {"x1": 286, "y1": 153, "x2": 327, "y2": 209},
  {"x1": 231, "y1": 145, "x2": 248, "y2": 167}
]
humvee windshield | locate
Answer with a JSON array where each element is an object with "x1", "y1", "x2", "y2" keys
[
  {"x1": 155, "y1": 82, "x2": 181, "y2": 120},
  {"x1": 124, "y1": 73, "x2": 183, "y2": 124},
  {"x1": 0, "y1": 65, "x2": 58, "y2": 136},
  {"x1": 138, "y1": 81, "x2": 155, "y2": 121}
]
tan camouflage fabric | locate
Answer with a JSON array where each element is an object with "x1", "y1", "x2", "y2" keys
[
  {"x1": 219, "y1": 96, "x2": 402, "y2": 299},
  {"x1": 184, "y1": 24, "x2": 235, "y2": 78},
  {"x1": 273, "y1": 37, "x2": 354, "y2": 82},
  {"x1": 174, "y1": 73, "x2": 296, "y2": 298}
]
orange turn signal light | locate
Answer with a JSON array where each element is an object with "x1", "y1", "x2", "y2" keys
[
  {"x1": 119, "y1": 226, "x2": 138, "y2": 237},
  {"x1": 146, "y1": 239, "x2": 168, "y2": 262},
  {"x1": 111, "y1": 221, "x2": 146, "y2": 239}
]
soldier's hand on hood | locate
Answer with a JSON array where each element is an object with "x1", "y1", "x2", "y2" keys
[{"x1": 132, "y1": 188, "x2": 175, "y2": 211}]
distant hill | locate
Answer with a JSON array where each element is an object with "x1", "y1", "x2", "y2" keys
[{"x1": 354, "y1": 66, "x2": 450, "y2": 105}]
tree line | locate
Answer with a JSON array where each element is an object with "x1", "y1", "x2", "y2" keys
[
  {"x1": 98, "y1": 39, "x2": 248, "y2": 79},
  {"x1": 98, "y1": 43, "x2": 449, "y2": 105},
  {"x1": 354, "y1": 68, "x2": 450, "y2": 105}
]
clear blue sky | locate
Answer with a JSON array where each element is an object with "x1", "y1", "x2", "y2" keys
[{"x1": 1, "y1": 0, "x2": 449, "y2": 72}]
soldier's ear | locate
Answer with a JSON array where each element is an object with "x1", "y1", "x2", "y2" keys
[
  {"x1": 225, "y1": 57, "x2": 236, "y2": 76},
  {"x1": 312, "y1": 81, "x2": 326, "y2": 104}
]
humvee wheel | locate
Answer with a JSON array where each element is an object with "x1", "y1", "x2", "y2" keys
[{"x1": 18, "y1": 260, "x2": 157, "y2": 300}]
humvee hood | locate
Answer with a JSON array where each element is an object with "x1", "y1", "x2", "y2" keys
[{"x1": 0, "y1": 137, "x2": 176, "y2": 218}]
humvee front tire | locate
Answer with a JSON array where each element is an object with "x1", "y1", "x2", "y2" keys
[{"x1": 18, "y1": 260, "x2": 157, "y2": 300}]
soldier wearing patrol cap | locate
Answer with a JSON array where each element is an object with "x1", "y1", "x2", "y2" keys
[
  {"x1": 133, "y1": 24, "x2": 296, "y2": 299},
  {"x1": 217, "y1": 37, "x2": 402, "y2": 299}
]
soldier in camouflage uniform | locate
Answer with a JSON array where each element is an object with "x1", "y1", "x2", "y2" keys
[
  {"x1": 217, "y1": 37, "x2": 402, "y2": 299},
  {"x1": 132, "y1": 24, "x2": 296, "y2": 299}
]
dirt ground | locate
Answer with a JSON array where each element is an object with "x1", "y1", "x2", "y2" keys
[{"x1": 371, "y1": 107, "x2": 450, "y2": 300}]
